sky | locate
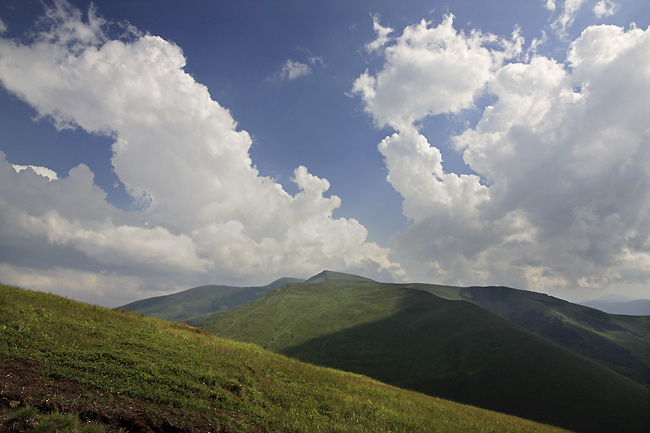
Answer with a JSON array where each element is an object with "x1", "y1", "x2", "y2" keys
[{"x1": 0, "y1": 0, "x2": 648, "y2": 307}]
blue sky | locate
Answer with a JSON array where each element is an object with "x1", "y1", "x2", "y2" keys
[{"x1": 0, "y1": 0, "x2": 648, "y2": 306}]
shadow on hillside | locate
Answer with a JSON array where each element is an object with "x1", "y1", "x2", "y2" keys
[{"x1": 281, "y1": 295, "x2": 650, "y2": 433}]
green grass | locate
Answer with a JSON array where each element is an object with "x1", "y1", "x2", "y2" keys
[
  {"x1": 198, "y1": 281, "x2": 650, "y2": 433},
  {"x1": 8, "y1": 406, "x2": 105, "y2": 433},
  {"x1": 1, "y1": 284, "x2": 569, "y2": 433}
]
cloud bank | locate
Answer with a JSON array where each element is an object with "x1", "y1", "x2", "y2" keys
[
  {"x1": 355, "y1": 15, "x2": 650, "y2": 296},
  {"x1": 0, "y1": 1, "x2": 403, "y2": 305}
]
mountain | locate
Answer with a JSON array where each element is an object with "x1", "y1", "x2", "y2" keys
[
  {"x1": 121, "y1": 272, "x2": 649, "y2": 386},
  {"x1": 196, "y1": 279, "x2": 650, "y2": 433},
  {"x1": 581, "y1": 297, "x2": 650, "y2": 316},
  {"x1": 119, "y1": 277, "x2": 304, "y2": 322},
  {"x1": 413, "y1": 284, "x2": 650, "y2": 385},
  {"x1": 306, "y1": 269, "x2": 378, "y2": 284},
  {"x1": 0, "y1": 284, "x2": 570, "y2": 433}
]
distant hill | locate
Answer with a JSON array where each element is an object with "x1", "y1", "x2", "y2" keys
[
  {"x1": 119, "y1": 277, "x2": 304, "y2": 322},
  {"x1": 414, "y1": 284, "x2": 650, "y2": 385},
  {"x1": 580, "y1": 297, "x2": 650, "y2": 316},
  {"x1": 306, "y1": 269, "x2": 378, "y2": 284},
  {"x1": 1, "y1": 284, "x2": 571, "y2": 433},
  {"x1": 196, "y1": 279, "x2": 650, "y2": 433}
]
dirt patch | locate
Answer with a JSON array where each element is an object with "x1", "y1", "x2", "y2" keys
[{"x1": 0, "y1": 357, "x2": 241, "y2": 432}]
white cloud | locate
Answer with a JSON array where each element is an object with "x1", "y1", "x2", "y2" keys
[
  {"x1": 0, "y1": 1, "x2": 403, "y2": 306},
  {"x1": 352, "y1": 14, "x2": 521, "y2": 131},
  {"x1": 593, "y1": 0, "x2": 618, "y2": 18},
  {"x1": 13, "y1": 164, "x2": 59, "y2": 180},
  {"x1": 281, "y1": 59, "x2": 312, "y2": 80},
  {"x1": 365, "y1": 13, "x2": 394, "y2": 52},
  {"x1": 377, "y1": 128, "x2": 488, "y2": 222},
  {"x1": 0, "y1": 263, "x2": 146, "y2": 306},
  {"x1": 544, "y1": 0, "x2": 557, "y2": 11},
  {"x1": 0, "y1": 17, "x2": 7, "y2": 34},
  {"x1": 551, "y1": 0, "x2": 588, "y2": 35},
  {"x1": 355, "y1": 15, "x2": 650, "y2": 297}
]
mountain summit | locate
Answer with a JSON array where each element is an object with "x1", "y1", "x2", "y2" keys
[{"x1": 306, "y1": 270, "x2": 377, "y2": 284}]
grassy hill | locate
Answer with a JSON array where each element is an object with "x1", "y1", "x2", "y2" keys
[
  {"x1": 0, "y1": 284, "x2": 571, "y2": 433},
  {"x1": 119, "y1": 277, "x2": 304, "y2": 322},
  {"x1": 124, "y1": 271, "x2": 648, "y2": 387},
  {"x1": 197, "y1": 281, "x2": 650, "y2": 433},
  {"x1": 414, "y1": 284, "x2": 650, "y2": 385}
]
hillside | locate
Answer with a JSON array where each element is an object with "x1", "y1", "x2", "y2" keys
[
  {"x1": 0, "y1": 284, "x2": 571, "y2": 433},
  {"x1": 197, "y1": 280, "x2": 650, "y2": 433},
  {"x1": 120, "y1": 277, "x2": 304, "y2": 322},
  {"x1": 414, "y1": 284, "x2": 650, "y2": 385},
  {"x1": 123, "y1": 272, "x2": 649, "y2": 387}
]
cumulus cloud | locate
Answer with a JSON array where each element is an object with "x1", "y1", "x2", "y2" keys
[
  {"x1": 377, "y1": 128, "x2": 488, "y2": 223},
  {"x1": 0, "y1": 1, "x2": 403, "y2": 305},
  {"x1": 0, "y1": 17, "x2": 7, "y2": 34},
  {"x1": 355, "y1": 15, "x2": 650, "y2": 296},
  {"x1": 352, "y1": 15, "x2": 522, "y2": 130},
  {"x1": 13, "y1": 164, "x2": 59, "y2": 180}
]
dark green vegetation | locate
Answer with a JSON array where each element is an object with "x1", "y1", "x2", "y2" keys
[
  {"x1": 120, "y1": 277, "x2": 304, "y2": 322},
  {"x1": 197, "y1": 273, "x2": 650, "y2": 433},
  {"x1": 414, "y1": 284, "x2": 650, "y2": 385},
  {"x1": 1, "y1": 285, "x2": 570, "y2": 433},
  {"x1": 6, "y1": 406, "x2": 106, "y2": 433}
]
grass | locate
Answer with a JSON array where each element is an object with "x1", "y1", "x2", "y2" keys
[
  {"x1": 198, "y1": 281, "x2": 650, "y2": 433},
  {"x1": 0, "y1": 284, "x2": 569, "y2": 433},
  {"x1": 9, "y1": 406, "x2": 105, "y2": 433}
]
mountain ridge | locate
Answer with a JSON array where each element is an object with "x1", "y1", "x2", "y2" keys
[
  {"x1": 122, "y1": 271, "x2": 649, "y2": 386},
  {"x1": 580, "y1": 298, "x2": 650, "y2": 315},
  {"x1": 119, "y1": 276, "x2": 305, "y2": 322},
  {"x1": 196, "y1": 280, "x2": 650, "y2": 433},
  {"x1": 306, "y1": 270, "x2": 378, "y2": 284}
]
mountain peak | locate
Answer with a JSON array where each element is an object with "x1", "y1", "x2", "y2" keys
[{"x1": 306, "y1": 270, "x2": 377, "y2": 284}]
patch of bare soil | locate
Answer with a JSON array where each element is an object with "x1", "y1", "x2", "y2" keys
[{"x1": 0, "y1": 357, "x2": 240, "y2": 432}]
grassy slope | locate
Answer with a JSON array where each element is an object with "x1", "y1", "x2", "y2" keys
[
  {"x1": 415, "y1": 284, "x2": 650, "y2": 385},
  {"x1": 119, "y1": 277, "x2": 304, "y2": 322},
  {"x1": 0, "y1": 285, "x2": 570, "y2": 433},
  {"x1": 198, "y1": 282, "x2": 650, "y2": 433}
]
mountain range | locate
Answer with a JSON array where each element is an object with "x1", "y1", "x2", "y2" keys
[
  {"x1": 122, "y1": 270, "x2": 650, "y2": 433},
  {"x1": 579, "y1": 295, "x2": 650, "y2": 315}
]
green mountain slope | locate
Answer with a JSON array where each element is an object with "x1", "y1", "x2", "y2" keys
[
  {"x1": 119, "y1": 277, "x2": 304, "y2": 322},
  {"x1": 0, "y1": 284, "x2": 570, "y2": 433},
  {"x1": 415, "y1": 284, "x2": 650, "y2": 385},
  {"x1": 197, "y1": 281, "x2": 650, "y2": 433}
]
